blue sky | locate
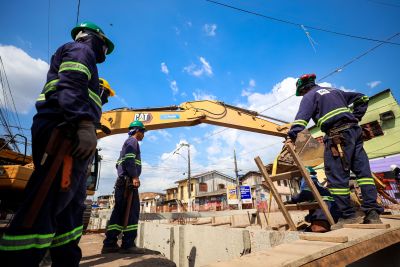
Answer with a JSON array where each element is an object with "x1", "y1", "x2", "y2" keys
[{"x1": 1, "y1": 0, "x2": 399, "y2": 196}]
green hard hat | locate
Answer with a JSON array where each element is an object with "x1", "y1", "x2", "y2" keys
[
  {"x1": 296, "y1": 74, "x2": 316, "y2": 96},
  {"x1": 71, "y1": 21, "x2": 114, "y2": 55},
  {"x1": 129, "y1": 121, "x2": 146, "y2": 131},
  {"x1": 306, "y1": 166, "x2": 317, "y2": 175}
]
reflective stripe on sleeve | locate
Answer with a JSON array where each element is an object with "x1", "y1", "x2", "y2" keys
[
  {"x1": 59, "y1": 61, "x2": 92, "y2": 80},
  {"x1": 292, "y1": 120, "x2": 308, "y2": 127}
]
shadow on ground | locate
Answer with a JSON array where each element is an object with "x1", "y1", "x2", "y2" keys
[{"x1": 80, "y1": 248, "x2": 176, "y2": 267}]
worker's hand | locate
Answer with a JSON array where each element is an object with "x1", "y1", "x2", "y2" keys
[
  {"x1": 72, "y1": 121, "x2": 97, "y2": 160},
  {"x1": 132, "y1": 177, "x2": 140, "y2": 188}
]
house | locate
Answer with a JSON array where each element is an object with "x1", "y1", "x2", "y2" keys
[
  {"x1": 174, "y1": 170, "x2": 236, "y2": 211},
  {"x1": 139, "y1": 192, "x2": 166, "y2": 213},
  {"x1": 309, "y1": 89, "x2": 400, "y2": 203},
  {"x1": 163, "y1": 186, "x2": 179, "y2": 212},
  {"x1": 240, "y1": 170, "x2": 296, "y2": 211}
]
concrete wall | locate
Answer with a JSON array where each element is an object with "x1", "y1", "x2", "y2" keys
[{"x1": 136, "y1": 221, "x2": 301, "y2": 267}]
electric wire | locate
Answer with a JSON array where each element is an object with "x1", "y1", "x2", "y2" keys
[
  {"x1": 204, "y1": 0, "x2": 400, "y2": 46},
  {"x1": 76, "y1": 0, "x2": 81, "y2": 25},
  {"x1": 318, "y1": 32, "x2": 400, "y2": 81}
]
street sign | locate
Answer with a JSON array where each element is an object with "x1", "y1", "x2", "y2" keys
[{"x1": 240, "y1": 185, "x2": 252, "y2": 204}]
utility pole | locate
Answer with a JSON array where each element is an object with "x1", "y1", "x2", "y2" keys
[
  {"x1": 177, "y1": 143, "x2": 191, "y2": 212},
  {"x1": 187, "y1": 144, "x2": 191, "y2": 212},
  {"x1": 234, "y1": 149, "x2": 242, "y2": 210}
]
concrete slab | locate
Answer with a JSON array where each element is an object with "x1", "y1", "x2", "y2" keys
[
  {"x1": 79, "y1": 233, "x2": 176, "y2": 267},
  {"x1": 203, "y1": 218, "x2": 400, "y2": 267}
]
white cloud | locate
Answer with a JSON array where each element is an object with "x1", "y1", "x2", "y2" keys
[
  {"x1": 367, "y1": 81, "x2": 381, "y2": 89},
  {"x1": 174, "y1": 27, "x2": 180, "y2": 35},
  {"x1": 158, "y1": 129, "x2": 172, "y2": 139},
  {"x1": 183, "y1": 57, "x2": 213, "y2": 77},
  {"x1": 241, "y1": 79, "x2": 256, "y2": 96},
  {"x1": 186, "y1": 21, "x2": 192, "y2": 27},
  {"x1": 204, "y1": 24, "x2": 217, "y2": 36},
  {"x1": 192, "y1": 90, "x2": 217, "y2": 101},
  {"x1": 161, "y1": 62, "x2": 169, "y2": 75},
  {"x1": 0, "y1": 45, "x2": 48, "y2": 114},
  {"x1": 170, "y1": 80, "x2": 179, "y2": 95}
]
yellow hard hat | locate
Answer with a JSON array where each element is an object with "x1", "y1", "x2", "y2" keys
[{"x1": 99, "y1": 78, "x2": 115, "y2": 96}]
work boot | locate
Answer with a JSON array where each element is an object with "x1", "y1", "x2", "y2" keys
[
  {"x1": 310, "y1": 220, "x2": 330, "y2": 233},
  {"x1": 363, "y1": 210, "x2": 382, "y2": 224},
  {"x1": 331, "y1": 216, "x2": 363, "y2": 230},
  {"x1": 101, "y1": 244, "x2": 120, "y2": 254},
  {"x1": 119, "y1": 246, "x2": 147, "y2": 254}
]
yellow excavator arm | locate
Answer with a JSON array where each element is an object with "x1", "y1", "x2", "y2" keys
[
  {"x1": 98, "y1": 100, "x2": 290, "y2": 138},
  {"x1": 98, "y1": 100, "x2": 324, "y2": 168}
]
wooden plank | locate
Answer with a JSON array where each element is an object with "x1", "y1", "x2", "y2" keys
[
  {"x1": 270, "y1": 170, "x2": 302, "y2": 182},
  {"x1": 211, "y1": 222, "x2": 231, "y2": 226},
  {"x1": 343, "y1": 223, "x2": 391, "y2": 229},
  {"x1": 303, "y1": 228, "x2": 400, "y2": 267},
  {"x1": 284, "y1": 202, "x2": 320, "y2": 211},
  {"x1": 286, "y1": 143, "x2": 335, "y2": 226},
  {"x1": 254, "y1": 156, "x2": 297, "y2": 231},
  {"x1": 381, "y1": 215, "x2": 400, "y2": 220},
  {"x1": 299, "y1": 234, "x2": 348, "y2": 243},
  {"x1": 192, "y1": 219, "x2": 212, "y2": 225},
  {"x1": 231, "y1": 224, "x2": 250, "y2": 228}
]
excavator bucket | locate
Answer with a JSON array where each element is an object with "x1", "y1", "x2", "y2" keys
[{"x1": 275, "y1": 130, "x2": 324, "y2": 173}]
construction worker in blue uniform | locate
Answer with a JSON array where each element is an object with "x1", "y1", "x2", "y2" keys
[
  {"x1": 287, "y1": 74, "x2": 383, "y2": 229},
  {"x1": 288, "y1": 167, "x2": 339, "y2": 232},
  {"x1": 0, "y1": 22, "x2": 114, "y2": 267},
  {"x1": 102, "y1": 121, "x2": 147, "y2": 254}
]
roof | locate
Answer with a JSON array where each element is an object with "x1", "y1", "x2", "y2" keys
[
  {"x1": 174, "y1": 170, "x2": 234, "y2": 183},
  {"x1": 195, "y1": 189, "x2": 227, "y2": 198}
]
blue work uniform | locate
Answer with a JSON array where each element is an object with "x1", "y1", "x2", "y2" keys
[
  {"x1": 288, "y1": 85, "x2": 383, "y2": 219},
  {"x1": 103, "y1": 136, "x2": 142, "y2": 250},
  {"x1": 291, "y1": 175, "x2": 339, "y2": 223},
  {"x1": 0, "y1": 39, "x2": 103, "y2": 267}
]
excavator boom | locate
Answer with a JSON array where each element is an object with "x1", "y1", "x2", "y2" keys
[{"x1": 98, "y1": 100, "x2": 289, "y2": 138}]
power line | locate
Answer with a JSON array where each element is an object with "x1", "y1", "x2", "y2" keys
[
  {"x1": 47, "y1": 0, "x2": 51, "y2": 63},
  {"x1": 204, "y1": 0, "x2": 400, "y2": 46},
  {"x1": 76, "y1": 0, "x2": 81, "y2": 25},
  {"x1": 319, "y1": 32, "x2": 400, "y2": 81}
]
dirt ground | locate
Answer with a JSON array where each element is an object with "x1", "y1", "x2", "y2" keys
[{"x1": 79, "y1": 233, "x2": 176, "y2": 267}]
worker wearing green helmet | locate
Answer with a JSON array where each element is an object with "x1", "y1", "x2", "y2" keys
[
  {"x1": 0, "y1": 21, "x2": 115, "y2": 266},
  {"x1": 102, "y1": 121, "x2": 147, "y2": 254}
]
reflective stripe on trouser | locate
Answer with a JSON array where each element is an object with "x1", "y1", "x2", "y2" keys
[
  {"x1": 0, "y1": 118, "x2": 89, "y2": 266},
  {"x1": 324, "y1": 125, "x2": 383, "y2": 218},
  {"x1": 104, "y1": 184, "x2": 140, "y2": 249},
  {"x1": 36, "y1": 78, "x2": 102, "y2": 109}
]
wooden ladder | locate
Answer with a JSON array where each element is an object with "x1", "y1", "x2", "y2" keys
[{"x1": 254, "y1": 142, "x2": 335, "y2": 231}]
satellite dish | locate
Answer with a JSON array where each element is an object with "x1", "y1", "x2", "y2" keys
[{"x1": 155, "y1": 195, "x2": 160, "y2": 200}]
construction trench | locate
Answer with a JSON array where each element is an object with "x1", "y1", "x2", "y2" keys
[{"x1": 80, "y1": 208, "x2": 400, "y2": 267}]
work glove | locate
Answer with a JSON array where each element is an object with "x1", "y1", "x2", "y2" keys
[{"x1": 72, "y1": 120, "x2": 97, "y2": 160}]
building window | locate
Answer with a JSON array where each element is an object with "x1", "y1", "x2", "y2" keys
[
  {"x1": 283, "y1": 180, "x2": 288, "y2": 187},
  {"x1": 199, "y1": 183, "x2": 208, "y2": 192},
  {"x1": 361, "y1": 120, "x2": 384, "y2": 141},
  {"x1": 218, "y1": 184, "x2": 225, "y2": 190},
  {"x1": 277, "y1": 180, "x2": 281, "y2": 186}
]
